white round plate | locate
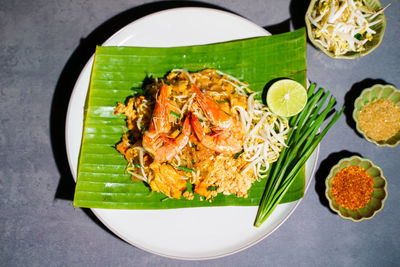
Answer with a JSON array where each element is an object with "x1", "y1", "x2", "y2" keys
[{"x1": 66, "y1": 7, "x2": 318, "y2": 260}]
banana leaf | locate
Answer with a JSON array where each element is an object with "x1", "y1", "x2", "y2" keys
[{"x1": 73, "y1": 28, "x2": 307, "y2": 209}]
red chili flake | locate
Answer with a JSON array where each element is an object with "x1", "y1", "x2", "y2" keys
[{"x1": 331, "y1": 166, "x2": 374, "y2": 210}]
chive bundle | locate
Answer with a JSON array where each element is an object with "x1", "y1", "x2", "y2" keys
[{"x1": 254, "y1": 84, "x2": 344, "y2": 227}]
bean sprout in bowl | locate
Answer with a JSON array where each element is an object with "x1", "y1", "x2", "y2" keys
[{"x1": 305, "y1": 0, "x2": 387, "y2": 59}]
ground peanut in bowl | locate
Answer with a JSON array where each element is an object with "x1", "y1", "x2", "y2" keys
[{"x1": 358, "y1": 99, "x2": 400, "y2": 141}]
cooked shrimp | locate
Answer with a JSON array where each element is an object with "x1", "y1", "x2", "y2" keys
[
  {"x1": 191, "y1": 85, "x2": 244, "y2": 154},
  {"x1": 142, "y1": 82, "x2": 170, "y2": 155},
  {"x1": 192, "y1": 84, "x2": 233, "y2": 129},
  {"x1": 153, "y1": 113, "x2": 191, "y2": 163},
  {"x1": 142, "y1": 82, "x2": 191, "y2": 163}
]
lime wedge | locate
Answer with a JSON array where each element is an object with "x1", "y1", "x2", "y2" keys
[{"x1": 266, "y1": 79, "x2": 307, "y2": 117}]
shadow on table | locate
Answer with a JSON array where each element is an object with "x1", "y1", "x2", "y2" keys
[
  {"x1": 344, "y1": 78, "x2": 390, "y2": 138},
  {"x1": 289, "y1": 0, "x2": 323, "y2": 50},
  {"x1": 263, "y1": 19, "x2": 291, "y2": 35},
  {"x1": 262, "y1": 0, "x2": 312, "y2": 38},
  {"x1": 289, "y1": 0, "x2": 310, "y2": 30},
  {"x1": 262, "y1": 0, "x2": 310, "y2": 35},
  {"x1": 314, "y1": 150, "x2": 362, "y2": 213}
]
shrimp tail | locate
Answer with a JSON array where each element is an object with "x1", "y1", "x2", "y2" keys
[
  {"x1": 153, "y1": 113, "x2": 191, "y2": 163},
  {"x1": 190, "y1": 113, "x2": 207, "y2": 143},
  {"x1": 192, "y1": 84, "x2": 233, "y2": 129},
  {"x1": 191, "y1": 113, "x2": 242, "y2": 154},
  {"x1": 143, "y1": 82, "x2": 170, "y2": 156},
  {"x1": 149, "y1": 81, "x2": 170, "y2": 133}
]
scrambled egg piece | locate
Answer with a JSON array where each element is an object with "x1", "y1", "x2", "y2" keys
[{"x1": 149, "y1": 162, "x2": 186, "y2": 199}]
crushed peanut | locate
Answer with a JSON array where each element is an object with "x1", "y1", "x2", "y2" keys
[{"x1": 358, "y1": 99, "x2": 400, "y2": 141}]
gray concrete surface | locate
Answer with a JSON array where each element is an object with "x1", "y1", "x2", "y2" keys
[{"x1": 1, "y1": 0, "x2": 399, "y2": 266}]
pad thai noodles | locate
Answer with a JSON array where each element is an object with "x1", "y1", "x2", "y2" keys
[{"x1": 114, "y1": 69, "x2": 289, "y2": 200}]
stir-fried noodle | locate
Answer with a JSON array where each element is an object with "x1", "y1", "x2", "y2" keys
[{"x1": 114, "y1": 69, "x2": 289, "y2": 200}]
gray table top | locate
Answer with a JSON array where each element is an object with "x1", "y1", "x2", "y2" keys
[{"x1": 1, "y1": 0, "x2": 399, "y2": 266}]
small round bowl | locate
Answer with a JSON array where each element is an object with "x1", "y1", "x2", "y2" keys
[
  {"x1": 325, "y1": 156, "x2": 387, "y2": 222},
  {"x1": 353, "y1": 84, "x2": 400, "y2": 147},
  {"x1": 305, "y1": 0, "x2": 386, "y2": 59}
]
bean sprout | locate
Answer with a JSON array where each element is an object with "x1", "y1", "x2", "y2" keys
[
  {"x1": 308, "y1": 0, "x2": 389, "y2": 56},
  {"x1": 233, "y1": 92, "x2": 289, "y2": 179}
]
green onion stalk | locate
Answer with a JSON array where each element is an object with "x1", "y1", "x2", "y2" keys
[
  {"x1": 176, "y1": 166, "x2": 194, "y2": 173},
  {"x1": 254, "y1": 84, "x2": 344, "y2": 227}
]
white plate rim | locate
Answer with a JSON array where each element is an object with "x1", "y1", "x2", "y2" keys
[{"x1": 65, "y1": 7, "x2": 319, "y2": 260}]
